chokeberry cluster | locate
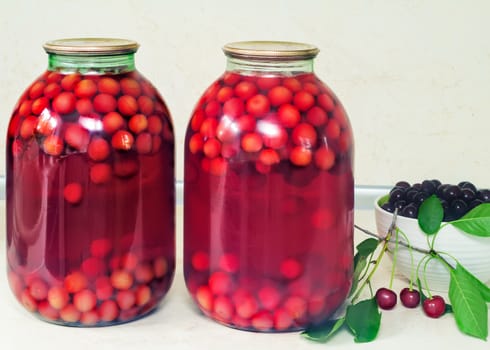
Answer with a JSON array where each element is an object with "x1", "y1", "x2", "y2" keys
[{"x1": 381, "y1": 180, "x2": 490, "y2": 221}]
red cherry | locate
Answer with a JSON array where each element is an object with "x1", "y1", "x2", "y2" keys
[
  {"x1": 280, "y1": 258, "x2": 303, "y2": 280},
  {"x1": 203, "y1": 138, "x2": 221, "y2": 159},
  {"x1": 18, "y1": 100, "x2": 32, "y2": 117},
  {"x1": 116, "y1": 290, "x2": 136, "y2": 310},
  {"x1": 95, "y1": 276, "x2": 114, "y2": 300},
  {"x1": 64, "y1": 271, "x2": 88, "y2": 294},
  {"x1": 63, "y1": 182, "x2": 83, "y2": 204},
  {"x1": 311, "y1": 208, "x2": 336, "y2": 229},
  {"x1": 191, "y1": 251, "x2": 210, "y2": 271},
  {"x1": 20, "y1": 116, "x2": 37, "y2": 139},
  {"x1": 283, "y1": 78, "x2": 302, "y2": 92},
  {"x1": 423, "y1": 295, "x2": 446, "y2": 318},
  {"x1": 257, "y1": 76, "x2": 281, "y2": 90},
  {"x1": 81, "y1": 257, "x2": 106, "y2": 278},
  {"x1": 75, "y1": 98, "x2": 94, "y2": 115},
  {"x1": 318, "y1": 93, "x2": 335, "y2": 111},
  {"x1": 73, "y1": 289, "x2": 97, "y2": 312},
  {"x1": 400, "y1": 288, "x2": 420, "y2": 308},
  {"x1": 235, "y1": 81, "x2": 258, "y2": 100},
  {"x1": 80, "y1": 310, "x2": 99, "y2": 325},
  {"x1": 213, "y1": 296, "x2": 234, "y2": 321},
  {"x1": 262, "y1": 126, "x2": 288, "y2": 149},
  {"x1": 99, "y1": 300, "x2": 119, "y2": 322},
  {"x1": 75, "y1": 79, "x2": 97, "y2": 98},
  {"x1": 43, "y1": 135, "x2": 64, "y2": 156},
  {"x1": 303, "y1": 82, "x2": 320, "y2": 95},
  {"x1": 88, "y1": 138, "x2": 110, "y2": 161},
  {"x1": 274, "y1": 308, "x2": 294, "y2": 331},
  {"x1": 375, "y1": 287, "x2": 397, "y2": 310},
  {"x1": 209, "y1": 271, "x2": 233, "y2": 295},
  {"x1": 284, "y1": 295, "x2": 307, "y2": 320},
  {"x1": 117, "y1": 95, "x2": 138, "y2": 116},
  {"x1": 314, "y1": 147, "x2": 336, "y2": 170},
  {"x1": 38, "y1": 301, "x2": 59, "y2": 321},
  {"x1": 59, "y1": 304, "x2": 81, "y2": 323},
  {"x1": 61, "y1": 74, "x2": 81, "y2": 91},
  {"x1": 43, "y1": 82, "x2": 61, "y2": 99},
  {"x1": 223, "y1": 72, "x2": 241, "y2": 86},
  {"x1": 31, "y1": 97, "x2": 49, "y2": 115},
  {"x1": 292, "y1": 123, "x2": 317, "y2": 148},
  {"x1": 64, "y1": 124, "x2": 89, "y2": 150},
  {"x1": 268, "y1": 86, "x2": 292, "y2": 106},
  {"x1": 111, "y1": 270, "x2": 133, "y2": 290},
  {"x1": 93, "y1": 93, "x2": 117, "y2": 114},
  {"x1": 102, "y1": 111, "x2": 125, "y2": 134},
  {"x1": 153, "y1": 256, "x2": 168, "y2": 278},
  {"x1": 237, "y1": 114, "x2": 256, "y2": 132},
  {"x1": 53, "y1": 92, "x2": 76, "y2": 114},
  {"x1": 98, "y1": 77, "x2": 120, "y2": 95},
  {"x1": 278, "y1": 104, "x2": 301, "y2": 128},
  {"x1": 29, "y1": 81, "x2": 46, "y2": 99},
  {"x1": 217, "y1": 86, "x2": 234, "y2": 102},
  {"x1": 120, "y1": 78, "x2": 141, "y2": 97},
  {"x1": 137, "y1": 95, "x2": 154, "y2": 115},
  {"x1": 46, "y1": 72, "x2": 62, "y2": 83},
  {"x1": 134, "y1": 263, "x2": 154, "y2": 284},
  {"x1": 135, "y1": 285, "x2": 152, "y2": 306},
  {"x1": 111, "y1": 130, "x2": 135, "y2": 150},
  {"x1": 241, "y1": 132, "x2": 263, "y2": 153},
  {"x1": 128, "y1": 114, "x2": 148, "y2": 134},
  {"x1": 29, "y1": 278, "x2": 49, "y2": 300},
  {"x1": 258, "y1": 285, "x2": 281, "y2": 310},
  {"x1": 251, "y1": 311, "x2": 274, "y2": 331},
  {"x1": 293, "y1": 91, "x2": 315, "y2": 111},
  {"x1": 219, "y1": 253, "x2": 239, "y2": 273},
  {"x1": 21, "y1": 289, "x2": 38, "y2": 312},
  {"x1": 223, "y1": 97, "x2": 244, "y2": 118},
  {"x1": 90, "y1": 238, "x2": 113, "y2": 258},
  {"x1": 147, "y1": 115, "x2": 163, "y2": 135},
  {"x1": 233, "y1": 289, "x2": 258, "y2": 319},
  {"x1": 289, "y1": 146, "x2": 312, "y2": 166},
  {"x1": 135, "y1": 133, "x2": 153, "y2": 154},
  {"x1": 306, "y1": 106, "x2": 328, "y2": 126},
  {"x1": 196, "y1": 286, "x2": 213, "y2": 312},
  {"x1": 204, "y1": 100, "x2": 221, "y2": 118},
  {"x1": 258, "y1": 149, "x2": 280, "y2": 165},
  {"x1": 325, "y1": 119, "x2": 341, "y2": 140},
  {"x1": 246, "y1": 94, "x2": 270, "y2": 116}
]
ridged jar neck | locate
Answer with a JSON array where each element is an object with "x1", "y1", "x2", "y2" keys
[
  {"x1": 226, "y1": 56, "x2": 314, "y2": 75},
  {"x1": 47, "y1": 53, "x2": 136, "y2": 75}
]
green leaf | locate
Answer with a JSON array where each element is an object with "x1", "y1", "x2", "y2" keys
[
  {"x1": 450, "y1": 203, "x2": 490, "y2": 237},
  {"x1": 418, "y1": 195, "x2": 444, "y2": 235},
  {"x1": 356, "y1": 238, "x2": 379, "y2": 257},
  {"x1": 302, "y1": 318, "x2": 345, "y2": 343},
  {"x1": 454, "y1": 263, "x2": 490, "y2": 302},
  {"x1": 377, "y1": 194, "x2": 390, "y2": 206},
  {"x1": 449, "y1": 264, "x2": 488, "y2": 340},
  {"x1": 345, "y1": 298, "x2": 381, "y2": 343},
  {"x1": 349, "y1": 238, "x2": 380, "y2": 297}
]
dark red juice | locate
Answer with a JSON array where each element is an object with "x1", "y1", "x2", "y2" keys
[{"x1": 184, "y1": 70, "x2": 354, "y2": 332}]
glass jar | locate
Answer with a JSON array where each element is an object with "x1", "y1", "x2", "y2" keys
[
  {"x1": 184, "y1": 41, "x2": 354, "y2": 332},
  {"x1": 6, "y1": 38, "x2": 175, "y2": 326}
]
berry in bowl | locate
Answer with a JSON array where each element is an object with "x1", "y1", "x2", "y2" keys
[{"x1": 374, "y1": 180, "x2": 490, "y2": 292}]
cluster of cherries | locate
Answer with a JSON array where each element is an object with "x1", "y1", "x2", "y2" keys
[
  {"x1": 375, "y1": 287, "x2": 446, "y2": 318},
  {"x1": 7, "y1": 238, "x2": 170, "y2": 325},
  {"x1": 9, "y1": 70, "x2": 172, "y2": 193},
  {"x1": 188, "y1": 251, "x2": 345, "y2": 332},
  {"x1": 382, "y1": 180, "x2": 490, "y2": 221},
  {"x1": 187, "y1": 72, "x2": 352, "y2": 176}
]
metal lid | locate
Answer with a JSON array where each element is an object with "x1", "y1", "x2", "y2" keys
[
  {"x1": 223, "y1": 41, "x2": 319, "y2": 60},
  {"x1": 43, "y1": 38, "x2": 139, "y2": 56}
]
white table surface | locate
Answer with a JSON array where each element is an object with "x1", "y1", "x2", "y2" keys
[{"x1": 1, "y1": 202, "x2": 488, "y2": 350}]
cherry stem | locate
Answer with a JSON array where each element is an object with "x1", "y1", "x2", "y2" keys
[{"x1": 354, "y1": 225, "x2": 432, "y2": 256}]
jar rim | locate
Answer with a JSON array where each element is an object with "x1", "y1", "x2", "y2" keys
[
  {"x1": 43, "y1": 38, "x2": 139, "y2": 56},
  {"x1": 223, "y1": 41, "x2": 319, "y2": 60}
]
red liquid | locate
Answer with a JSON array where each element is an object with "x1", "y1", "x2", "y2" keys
[
  {"x1": 6, "y1": 70, "x2": 175, "y2": 326},
  {"x1": 184, "y1": 72, "x2": 354, "y2": 331}
]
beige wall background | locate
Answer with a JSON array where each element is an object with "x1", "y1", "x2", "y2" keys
[{"x1": 1, "y1": 0, "x2": 489, "y2": 187}]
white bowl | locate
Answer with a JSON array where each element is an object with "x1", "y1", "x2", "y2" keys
[{"x1": 374, "y1": 195, "x2": 490, "y2": 292}]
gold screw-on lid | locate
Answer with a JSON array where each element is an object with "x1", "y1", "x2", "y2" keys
[
  {"x1": 43, "y1": 38, "x2": 139, "y2": 56},
  {"x1": 223, "y1": 41, "x2": 319, "y2": 60}
]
